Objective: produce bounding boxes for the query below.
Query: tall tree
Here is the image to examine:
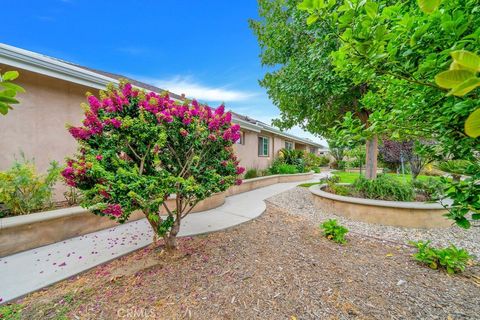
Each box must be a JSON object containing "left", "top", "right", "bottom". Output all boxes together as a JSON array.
[{"left": 249, "top": 0, "right": 379, "bottom": 178}]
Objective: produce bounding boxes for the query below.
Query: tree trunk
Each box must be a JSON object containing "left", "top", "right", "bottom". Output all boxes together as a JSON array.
[
  {"left": 365, "top": 136, "right": 378, "bottom": 179},
  {"left": 164, "top": 218, "right": 180, "bottom": 251},
  {"left": 164, "top": 234, "right": 177, "bottom": 251}
]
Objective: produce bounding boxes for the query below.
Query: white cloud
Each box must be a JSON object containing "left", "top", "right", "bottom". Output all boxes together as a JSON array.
[{"left": 145, "top": 76, "right": 256, "bottom": 103}]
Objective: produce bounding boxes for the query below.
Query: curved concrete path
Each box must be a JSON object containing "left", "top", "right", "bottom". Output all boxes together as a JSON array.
[{"left": 0, "top": 173, "right": 328, "bottom": 303}]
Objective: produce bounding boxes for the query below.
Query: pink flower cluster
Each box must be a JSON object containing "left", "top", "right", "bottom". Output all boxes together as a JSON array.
[
  {"left": 102, "top": 204, "right": 123, "bottom": 217},
  {"left": 61, "top": 158, "right": 89, "bottom": 187},
  {"left": 68, "top": 83, "right": 241, "bottom": 144}
]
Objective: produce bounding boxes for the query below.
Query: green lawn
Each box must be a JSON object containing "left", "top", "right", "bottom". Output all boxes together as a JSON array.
[
  {"left": 298, "top": 171, "right": 441, "bottom": 187},
  {"left": 332, "top": 171, "right": 441, "bottom": 183}
]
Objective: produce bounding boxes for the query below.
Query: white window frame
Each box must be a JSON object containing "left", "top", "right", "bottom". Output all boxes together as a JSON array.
[
  {"left": 258, "top": 136, "right": 269, "bottom": 157},
  {"left": 236, "top": 131, "right": 245, "bottom": 145}
]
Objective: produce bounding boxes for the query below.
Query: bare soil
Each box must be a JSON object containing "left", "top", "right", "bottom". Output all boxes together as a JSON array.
[{"left": 11, "top": 204, "right": 480, "bottom": 319}]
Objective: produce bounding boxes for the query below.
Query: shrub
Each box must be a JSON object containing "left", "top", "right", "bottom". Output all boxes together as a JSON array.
[
  {"left": 63, "top": 186, "right": 83, "bottom": 206},
  {"left": 411, "top": 178, "right": 444, "bottom": 201},
  {"left": 353, "top": 175, "right": 414, "bottom": 201},
  {"left": 421, "top": 163, "right": 444, "bottom": 177},
  {"left": 304, "top": 152, "right": 329, "bottom": 170},
  {"left": 437, "top": 160, "right": 472, "bottom": 180},
  {"left": 337, "top": 160, "right": 347, "bottom": 171},
  {"left": 279, "top": 148, "right": 305, "bottom": 172},
  {"left": 321, "top": 175, "right": 350, "bottom": 196},
  {"left": 410, "top": 241, "right": 473, "bottom": 274},
  {"left": 320, "top": 219, "right": 348, "bottom": 244},
  {"left": 0, "top": 157, "right": 60, "bottom": 215},
  {"left": 268, "top": 161, "right": 299, "bottom": 174},
  {"left": 244, "top": 168, "right": 259, "bottom": 179},
  {"left": 62, "top": 82, "right": 243, "bottom": 250}
]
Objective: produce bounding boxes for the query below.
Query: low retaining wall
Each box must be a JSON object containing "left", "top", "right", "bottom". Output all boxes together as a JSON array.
[
  {"left": 309, "top": 184, "right": 451, "bottom": 229},
  {"left": 0, "top": 171, "right": 313, "bottom": 256}
]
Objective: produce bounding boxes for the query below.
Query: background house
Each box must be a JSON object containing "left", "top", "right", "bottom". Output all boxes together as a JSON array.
[{"left": 0, "top": 43, "right": 326, "bottom": 198}]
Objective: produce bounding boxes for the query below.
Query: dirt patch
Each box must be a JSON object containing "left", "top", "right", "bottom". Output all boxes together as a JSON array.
[{"left": 11, "top": 204, "right": 480, "bottom": 319}]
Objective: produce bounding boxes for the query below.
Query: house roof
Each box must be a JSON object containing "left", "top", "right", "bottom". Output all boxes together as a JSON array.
[{"left": 0, "top": 43, "right": 326, "bottom": 149}]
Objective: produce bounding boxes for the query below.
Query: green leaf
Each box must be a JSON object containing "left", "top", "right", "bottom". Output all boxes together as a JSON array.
[
  {"left": 1, "top": 89, "right": 17, "bottom": 97},
  {"left": 2, "top": 71, "right": 19, "bottom": 81},
  {"left": 0, "top": 102, "right": 8, "bottom": 115},
  {"left": 472, "top": 213, "right": 480, "bottom": 220},
  {"left": 306, "top": 14, "right": 319, "bottom": 25},
  {"left": 455, "top": 217, "right": 471, "bottom": 229},
  {"left": 0, "top": 96, "right": 19, "bottom": 104},
  {"left": 465, "top": 108, "right": 480, "bottom": 138},
  {"left": 297, "top": 0, "right": 314, "bottom": 11},
  {"left": 451, "top": 50, "right": 480, "bottom": 72},
  {"left": 417, "top": 0, "right": 441, "bottom": 14},
  {"left": 448, "top": 77, "right": 480, "bottom": 96},
  {"left": 365, "top": 2, "right": 378, "bottom": 18},
  {"left": 434, "top": 70, "right": 475, "bottom": 89},
  {"left": 0, "top": 81, "right": 25, "bottom": 93}
]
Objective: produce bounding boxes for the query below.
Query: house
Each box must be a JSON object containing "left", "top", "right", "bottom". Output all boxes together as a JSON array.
[{"left": 0, "top": 43, "right": 326, "bottom": 186}]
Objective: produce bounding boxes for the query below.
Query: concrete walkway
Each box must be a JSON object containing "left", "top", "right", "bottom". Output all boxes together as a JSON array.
[{"left": 0, "top": 173, "right": 327, "bottom": 303}]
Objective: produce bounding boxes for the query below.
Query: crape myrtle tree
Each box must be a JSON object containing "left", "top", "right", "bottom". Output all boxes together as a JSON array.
[
  {"left": 62, "top": 82, "right": 244, "bottom": 250},
  {"left": 295, "top": 0, "right": 479, "bottom": 227}
]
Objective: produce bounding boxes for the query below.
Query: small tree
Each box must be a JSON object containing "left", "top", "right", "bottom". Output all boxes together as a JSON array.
[{"left": 62, "top": 82, "right": 244, "bottom": 250}]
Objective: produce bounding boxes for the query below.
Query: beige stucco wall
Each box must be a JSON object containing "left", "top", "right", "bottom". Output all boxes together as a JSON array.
[
  {"left": 233, "top": 130, "right": 294, "bottom": 170},
  {"left": 0, "top": 66, "right": 95, "bottom": 199}
]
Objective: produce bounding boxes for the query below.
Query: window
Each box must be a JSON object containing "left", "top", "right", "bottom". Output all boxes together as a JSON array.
[
  {"left": 235, "top": 131, "right": 245, "bottom": 145},
  {"left": 285, "top": 141, "right": 293, "bottom": 150},
  {"left": 258, "top": 136, "right": 269, "bottom": 156},
  {"left": 309, "top": 147, "right": 317, "bottom": 154}
]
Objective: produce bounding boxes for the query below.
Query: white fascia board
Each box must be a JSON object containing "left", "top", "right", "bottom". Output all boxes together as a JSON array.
[
  {"left": 258, "top": 125, "right": 324, "bottom": 148},
  {"left": 231, "top": 117, "right": 261, "bottom": 133},
  {"left": 0, "top": 43, "right": 118, "bottom": 90}
]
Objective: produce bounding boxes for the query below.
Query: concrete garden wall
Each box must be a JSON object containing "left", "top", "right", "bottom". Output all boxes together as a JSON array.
[
  {"left": 309, "top": 184, "right": 451, "bottom": 229},
  {"left": 0, "top": 171, "right": 313, "bottom": 257}
]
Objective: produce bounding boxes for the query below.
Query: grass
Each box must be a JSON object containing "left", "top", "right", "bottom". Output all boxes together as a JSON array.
[
  {"left": 298, "top": 171, "right": 442, "bottom": 187},
  {"left": 0, "top": 304, "right": 23, "bottom": 320},
  {"left": 332, "top": 171, "right": 442, "bottom": 184},
  {"left": 298, "top": 182, "right": 320, "bottom": 188}
]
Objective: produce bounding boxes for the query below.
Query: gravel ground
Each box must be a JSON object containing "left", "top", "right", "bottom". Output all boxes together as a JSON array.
[
  {"left": 267, "top": 187, "right": 480, "bottom": 259},
  {"left": 10, "top": 200, "right": 480, "bottom": 319}
]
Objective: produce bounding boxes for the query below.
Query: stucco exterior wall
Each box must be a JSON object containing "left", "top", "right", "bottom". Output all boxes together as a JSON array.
[
  {"left": 232, "top": 130, "right": 292, "bottom": 170},
  {"left": 0, "top": 66, "right": 95, "bottom": 199}
]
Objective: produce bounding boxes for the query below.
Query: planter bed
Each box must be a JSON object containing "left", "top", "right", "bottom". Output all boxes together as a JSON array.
[
  {"left": 309, "top": 184, "right": 451, "bottom": 229},
  {"left": 0, "top": 171, "right": 313, "bottom": 257}
]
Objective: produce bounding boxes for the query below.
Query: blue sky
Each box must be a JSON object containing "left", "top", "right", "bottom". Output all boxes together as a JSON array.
[{"left": 3, "top": 0, "right": 325, "bottom": 145}]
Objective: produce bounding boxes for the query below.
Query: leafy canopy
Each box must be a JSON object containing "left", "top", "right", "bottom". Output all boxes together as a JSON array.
[{"left": 63, "top": 82, "right": 244, "bottom": 248}]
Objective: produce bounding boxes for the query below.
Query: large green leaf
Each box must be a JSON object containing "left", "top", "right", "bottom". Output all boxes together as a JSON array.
[
  {"left": 417, "top": 0, "right": 441, "bottom": 14},
  {"left": 465, "top": 108, "right": 480, "bottom": 138},
  {"left": 0, "top": 102, "right": 8, "bottom": 115},
  {"left": 0, "top": 81, "right": 25, "bottom": 93},
  {"left": 297, "top": 0, "right": 314, "bottom": 10},
  {"left": 435, "top": 70, "right": 475, "bottom": 89},
  {"left": 448, "top": 77, "right": 480, "bottom": 96},
  {"left": 2, "top": 71, "right": 19, "bottom": 81},
  {"left": 365, "top": 2, "right": 378, "bottom": 18},
  {"left": 0, "top": 96, "right": 19, "bottom": 104},
  {"left": 451, "top": 50, "right": 480, "bottom": 72},
  {"left": 306, "top": 14, "right": 319, "bottom": 25}
]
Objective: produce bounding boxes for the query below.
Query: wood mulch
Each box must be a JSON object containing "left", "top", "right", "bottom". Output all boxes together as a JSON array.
[{"left": 13, "top": 204, "right": 480, "bottom": 319}]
